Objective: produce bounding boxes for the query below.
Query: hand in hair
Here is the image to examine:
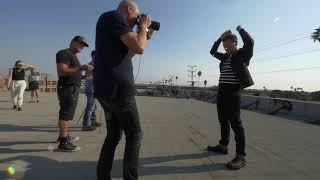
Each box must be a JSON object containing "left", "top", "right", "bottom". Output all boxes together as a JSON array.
[
  {"left": 236, "top": 25, "right": 243, "bottom": 32},
  {"left": 220, "top": 30, "right": 232, "bottom": 40}
]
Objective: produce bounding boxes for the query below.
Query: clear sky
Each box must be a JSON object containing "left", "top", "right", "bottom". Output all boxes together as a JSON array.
[{"left": 0, "top": 0, "right": 319, "bottom": 91}]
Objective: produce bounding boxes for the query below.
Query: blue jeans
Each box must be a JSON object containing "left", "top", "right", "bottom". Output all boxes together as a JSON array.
[{"left": 83, "top": 91, "right": 97, "bottom": 127}]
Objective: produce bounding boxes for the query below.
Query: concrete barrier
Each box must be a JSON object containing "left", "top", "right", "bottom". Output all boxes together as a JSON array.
[
  {"left": 242, "top": 95, "right": 320, "bottom": 123},
  {"left": 137, "top": 88, "right": 320, "bottom": 123}
]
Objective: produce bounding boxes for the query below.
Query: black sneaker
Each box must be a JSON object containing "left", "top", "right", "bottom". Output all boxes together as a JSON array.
[
  {"left": 226, "top": 156, "right": 246, "bottom": 170},
  {"left": 17, "top": 107, "right": 22, "bottom": 111},
  {"left": 13, "top": 105, "right": 17, "bottom": 109},
  {"left": 56, "top": 135, "right": 80, "bottom": 143},
  {"left": 207, "top": 144, "right": 228, "bottom": 154},
  {"left": 82, "top": 126, "right": 96, "bottom": 131},
  {"left": 93, "top": 122, "right": 103, "bottom": 127},
  {"left": 57, "top": 142, "right": 81, "bottom": 152}
]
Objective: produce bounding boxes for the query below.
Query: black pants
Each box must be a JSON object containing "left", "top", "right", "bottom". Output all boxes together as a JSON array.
[
  {"left": 97, "top": 96, "right": 142, "bottom": 180},
  {"left": 217, "top": 84, "right": 246, "bottom": 156}
]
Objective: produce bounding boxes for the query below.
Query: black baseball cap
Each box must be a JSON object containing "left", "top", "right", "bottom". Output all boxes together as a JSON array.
[{"left": 72, "top": 36, "right": 89, "bottom": 47}]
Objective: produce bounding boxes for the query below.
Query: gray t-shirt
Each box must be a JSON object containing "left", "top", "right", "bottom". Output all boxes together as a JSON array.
[{"left": 28, "top": 73, "right": 40, "bottom": 82}]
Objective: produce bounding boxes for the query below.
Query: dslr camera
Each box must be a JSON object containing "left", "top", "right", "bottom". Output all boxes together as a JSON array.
[{"left": 136, "top": 14, "right": 160, "bottom": 31}]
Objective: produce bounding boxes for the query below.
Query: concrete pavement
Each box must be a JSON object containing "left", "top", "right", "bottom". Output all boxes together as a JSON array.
[{"left": 0, "top": 92, "right": 319, "bottom": 180}]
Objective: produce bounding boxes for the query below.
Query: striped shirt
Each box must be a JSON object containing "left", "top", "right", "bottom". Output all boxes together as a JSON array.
[{"left": 219, "top": 56, "right": 239, "bottom": 85}]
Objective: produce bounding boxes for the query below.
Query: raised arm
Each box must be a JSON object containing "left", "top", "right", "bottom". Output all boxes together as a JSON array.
[
  {"left": 210, "top": 38, "right": 228, "bottom": 61},
  {"left": 120, "top": 15, "right": 151, "bottom": 55},
  {"left": 7, "top": 69, "right": 12, "bottom": 89},
  {"left": 210, "top": 31, "right": 231, "bottom": 61},
  {"left": 237, "top": 26, "right": 254, "bottom": 61},
  {"left": 21, "top": 63, "right": 35, "bottom": 71}
]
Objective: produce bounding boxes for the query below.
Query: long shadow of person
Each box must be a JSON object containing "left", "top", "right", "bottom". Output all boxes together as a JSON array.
[
  {"left": 0, "top": 153, "right": 227, "bottom": 179},
  {"left": 0, "top": 124, "right": 82, "bottom": 133},
  {"left": 0, "top": 141, "right": 57, "bottom": 154}
]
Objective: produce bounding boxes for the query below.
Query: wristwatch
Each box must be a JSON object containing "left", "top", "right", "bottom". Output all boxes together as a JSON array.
[{"left": 138, "top": 26, "right": 149, "bottom": 33}]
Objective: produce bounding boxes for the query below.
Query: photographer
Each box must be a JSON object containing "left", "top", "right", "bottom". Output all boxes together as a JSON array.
[
  {"left": 56, "top": 36, "right": 92, "bottom": 152},
  {"left": 207, "top": 26, "right": 254, "bottom": 170},
  {"left": 94, "top": 0, "right": 155, "bottom": 179}
]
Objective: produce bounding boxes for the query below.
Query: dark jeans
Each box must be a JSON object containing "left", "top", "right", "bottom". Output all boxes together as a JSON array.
[
  {"left": 217, "top": 84, "right": 246, "bottom": 156},
  {"left": 83, "top": 91, "right": 97, "bottom": 127},
  {"left": 97, "top": 96, "right": 142, "bottom": 180}
]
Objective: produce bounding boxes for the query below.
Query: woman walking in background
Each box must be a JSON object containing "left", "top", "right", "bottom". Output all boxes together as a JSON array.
[
  {"left": 28, "top": 69, "right": 40, "bottom": 103},
  {"left": 7, "top": 60, "right": 35, "bottom": 111}
]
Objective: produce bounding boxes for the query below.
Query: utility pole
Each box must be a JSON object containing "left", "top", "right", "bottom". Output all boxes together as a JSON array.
[{"left": 187, "top": 65, "right": 197, "bottom": 87}]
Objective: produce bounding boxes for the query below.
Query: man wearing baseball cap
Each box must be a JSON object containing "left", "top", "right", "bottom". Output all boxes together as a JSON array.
[{"left": 55, "top": 35, "right": 92, "bottom": 152}]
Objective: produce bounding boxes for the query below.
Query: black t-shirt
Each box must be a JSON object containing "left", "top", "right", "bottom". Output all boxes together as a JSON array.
[
  {"left": 12, "top": 68, "right": 25, "bottom": 80},
  {"left": 56, "top": 48, "right": 82, "bottom": 87},
  {"left": 94, "top": 10, "right": 134, "bottom": 98}
]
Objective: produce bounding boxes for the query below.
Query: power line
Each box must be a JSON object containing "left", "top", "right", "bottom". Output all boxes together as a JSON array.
[
  {"left": 197, "top": 47, "right": 320, "bottom": 76},
  {"left": 198, "top": 47, "right": 320, "bottom": 70},
  {"left": 196, "top": 33, "right": 312, "bottom": 68},
  {"left": 253, "top": 66, "right": 320, "bottom": 75},
  {"left": 202, "top": 66, "right": 320, "bottom": 78},
  {"left": 256, "top": 35, "right": 310, "bottom": 52},
  {"left": 252, "top": 48, "right": 320, "bottom": 64}
]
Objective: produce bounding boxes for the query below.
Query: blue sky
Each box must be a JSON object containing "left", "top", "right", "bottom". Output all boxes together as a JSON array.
[{"left": 0, "top": 0, "right": 319, "bottom": 91}]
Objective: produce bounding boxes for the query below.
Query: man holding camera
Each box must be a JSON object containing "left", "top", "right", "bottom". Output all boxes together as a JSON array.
[
  {"left": 207, "top": 26, "right": 254, "bottom": 170},
  {"left": 56, "top": 36, "right": 92, "bottom": 152},
  {"left": 94, "top": 1, "right": 154, "bottom": 179}
]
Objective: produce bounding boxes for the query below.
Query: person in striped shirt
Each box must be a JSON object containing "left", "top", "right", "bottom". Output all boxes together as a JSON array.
[{"left": 208, "top": 25, "right": 254, "bottom": 170}]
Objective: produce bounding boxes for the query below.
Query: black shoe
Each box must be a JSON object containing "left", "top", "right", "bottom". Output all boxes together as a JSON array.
[
  {"left": 207, "top": 144, "right": 228, "bottom": 154},
  {"left": 57, "top": 142, "right": 81, "bottom": 152},
  {"left": 17, "top": 107, "right": 22, "bottom": 111},
  {"left": 82, "top": 126, "right": 96, "bottom": 131},
  {"left": 226, "top": 156, "right": 246, "bottom": 170},
  {"left": 57, "top": 135, "right": 80, "bottom": 143},
  {"left": 13, "top": 105, "right": 17, "bottom": 109},
  {"left": 93, "top": 122, "right": 103, "bottom": 127}
]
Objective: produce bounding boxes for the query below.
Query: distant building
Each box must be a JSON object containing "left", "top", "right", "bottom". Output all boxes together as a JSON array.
[
  {"left": 0, "top": 73, "right": 59, "bottom": 93},
  {"left": 0, "top": 74, "right": 9, "bottom": 92},
  {"left": 37, "top": 74, "right": 58, "bottom": 92}
]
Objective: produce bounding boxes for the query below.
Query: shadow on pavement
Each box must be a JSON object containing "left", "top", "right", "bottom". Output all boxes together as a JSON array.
[
  {"left": 0, "top": 141, "right": 57, "bottom": 154},
  {"left": 0, "top": 153, "right": 227, "bottom": 179},
  {"left": 0, "top": 107, "right": 13, "bottom": 110},
  {"left": 0, "top": 124, "right": 82, "bottom": 133}
]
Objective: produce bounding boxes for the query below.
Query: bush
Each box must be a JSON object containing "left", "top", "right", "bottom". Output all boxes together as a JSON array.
[{"left": 311, "top": 91, "right": 320, "bottom": 101}]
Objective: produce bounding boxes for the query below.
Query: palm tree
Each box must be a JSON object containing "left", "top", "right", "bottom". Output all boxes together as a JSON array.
[
  {"left": 197, "top": 71, "right": 202, "bottom": 88},
  {"left": 168, "top": 78, "right": 173, "bottom": 86},
  {"left": 312, "top": 27, "right": 320, "bottom": 42},
  {"left": 175, "top": 76, "right": 178, "bottom": 86}
]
